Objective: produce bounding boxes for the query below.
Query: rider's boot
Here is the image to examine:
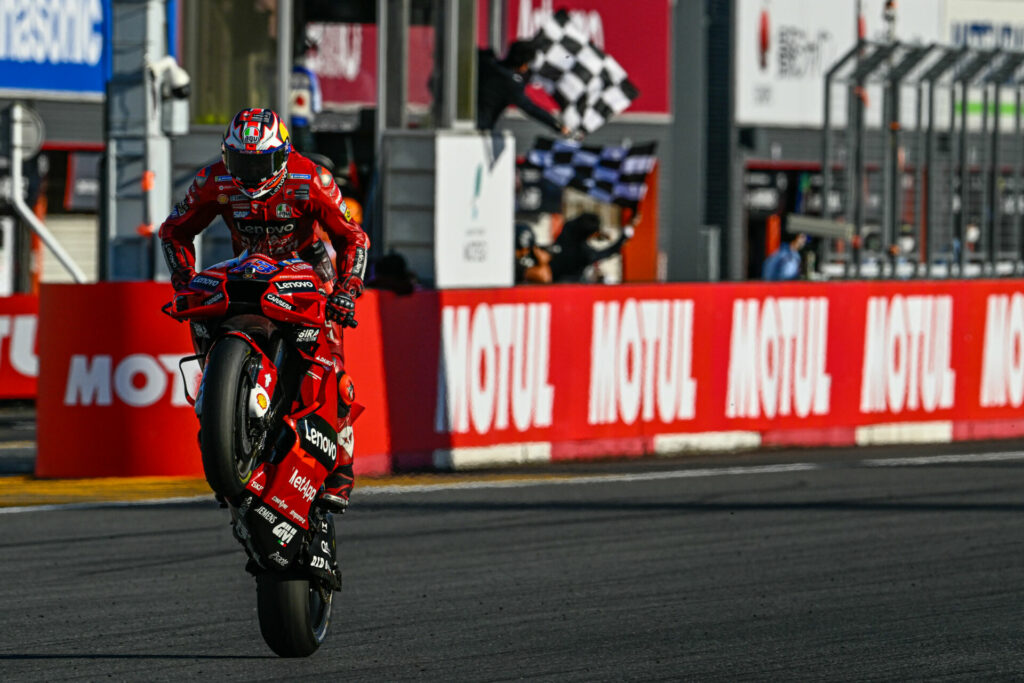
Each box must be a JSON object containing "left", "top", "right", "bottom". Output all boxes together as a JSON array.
[
  {"left": 317, "top": 369, "right": 356, "bottom": 514},
  {"left": 318, "top": 461, "right": 353, "bottom": 513}
]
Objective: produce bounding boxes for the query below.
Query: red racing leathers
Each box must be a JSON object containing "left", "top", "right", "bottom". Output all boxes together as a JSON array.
[{"left": 158, "top": 152, "right": 368, "bottom": 505}]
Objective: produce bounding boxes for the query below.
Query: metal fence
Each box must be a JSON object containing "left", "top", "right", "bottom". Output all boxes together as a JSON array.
[{"left": 821, "top": 40, "right": 1024, "bottom": 278}]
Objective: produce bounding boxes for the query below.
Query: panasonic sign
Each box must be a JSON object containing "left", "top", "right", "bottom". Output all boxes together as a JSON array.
[{"left": 0, "top": 0, "right": 113, "bottom": 98}]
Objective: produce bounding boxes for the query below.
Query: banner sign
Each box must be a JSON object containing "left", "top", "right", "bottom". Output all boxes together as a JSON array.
[
  {"left": 304, "top": 23, "right": 434, "bottom": 109},
  {"left": 375, "top": 279, "right": 1024, "bottom": 467},
  {"left": 306, "top": 0, "right": 671, "bottom": 115},
  {"left": 32, "top": 278, "right": 1024, "bottom": 477},
  {"left": 0, "top": 0, "right": 113, "bottom": 99},
  {"left": 0, "top": 295, "right": 37, "bottom": 399},
  {"left": 735, "top": 0, "right": 1024, "bottom": 129}
]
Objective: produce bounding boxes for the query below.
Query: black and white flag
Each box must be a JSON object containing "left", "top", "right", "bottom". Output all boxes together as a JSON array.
[
  {"left": 523, "top": 137, "right": 657, "bottom": 210},
  {"left": 530, "top": 9, "right": 640, "bottom": 134}
]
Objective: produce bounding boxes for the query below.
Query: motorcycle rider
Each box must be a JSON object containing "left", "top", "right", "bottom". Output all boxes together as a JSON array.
[{"left": 158, "top": 107, "right": 367, "bottom": 512}]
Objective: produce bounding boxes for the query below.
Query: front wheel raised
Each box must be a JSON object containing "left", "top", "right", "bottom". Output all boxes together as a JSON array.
[
  {"left": 256, "top": 573, "right": 332, "bottom": 657},
  {"left": 199, "top": 336, "right": 259, "bottom": 498}
]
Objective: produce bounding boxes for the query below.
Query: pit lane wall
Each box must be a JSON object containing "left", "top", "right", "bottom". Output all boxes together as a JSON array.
[{"left": 19, "top": 279, "right": 1024, "bottom": 477}]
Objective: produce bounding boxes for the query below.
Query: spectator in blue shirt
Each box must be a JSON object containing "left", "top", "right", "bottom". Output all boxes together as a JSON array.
[{"left": 763, "top": 232, "right": 807, "bottom": 281}]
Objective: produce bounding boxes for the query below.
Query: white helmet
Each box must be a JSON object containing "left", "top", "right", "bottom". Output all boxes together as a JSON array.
[{"left": 221, "top": 108, "right": 291, "bottom": 199}]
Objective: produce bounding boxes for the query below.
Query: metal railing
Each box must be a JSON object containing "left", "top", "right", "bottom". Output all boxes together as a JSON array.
[{"left": 821, "top": 40, "right": 1024, "bottom": 278}]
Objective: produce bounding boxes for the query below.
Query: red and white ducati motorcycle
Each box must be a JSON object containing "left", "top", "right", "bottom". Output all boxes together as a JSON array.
[{"left": 165, "top": 249, "right": 355, "bottom": 657}]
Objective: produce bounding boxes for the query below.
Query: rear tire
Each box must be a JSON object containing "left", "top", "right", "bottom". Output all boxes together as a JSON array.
[
  {"left": 256, "top": 573, "right": 332, "bottom": 657},
  {"left": 199, "top": 336, "right": 259, "bottom": 499}
]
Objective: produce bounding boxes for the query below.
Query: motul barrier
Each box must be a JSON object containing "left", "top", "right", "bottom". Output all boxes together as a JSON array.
[
  {"left": 35, "top": 283, "right": 391, "bottom": 478},
  {"left": 33, "top": 279, "right": 1024, "bottom": 477},
  {"left": 376, "top": 280, "right": 1024, "bottom": 469},
  {"left": 0, "top": 295, "right": 38, "bottom": 399}
]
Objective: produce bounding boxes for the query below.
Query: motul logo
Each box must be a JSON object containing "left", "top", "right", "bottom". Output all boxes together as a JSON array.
[
  {"left": 0, "top": 314, "right": 37, "bottom": 378},
  {"left": 860, "top": 295, "right": 955, "bottom": 414},
  {"left": 588, "top": 299, "right": 697, "bottom": 426},
  {"left": 435, "top": 303, "right": 554, "bottom": 434},
  {"left": 64, "top": 354, "right": 193, "bottom": 407},
  {"left": 980, "top": 293, "right": 1024, "bottom": 407},
  {"left": 726, "top": 297, "right": 831, "bottom": 419}
]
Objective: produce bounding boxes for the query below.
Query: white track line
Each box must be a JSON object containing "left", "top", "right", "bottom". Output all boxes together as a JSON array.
[
  {"left": 1, "top": 450, "right": 1023, "bottom": 514},
  {"left": 861, "top": 451, "right": 1024, "bottom": 467},
  {"left": 0, "top": 495, "right": 212, "bottom": 515},
  {"left": 360, "top": 463, "right": 820, "bottom": 495}
]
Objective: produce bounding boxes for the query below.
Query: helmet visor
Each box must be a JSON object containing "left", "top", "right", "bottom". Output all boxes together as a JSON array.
[{"left": 223, "top": 146, "right": 288, "bottom": 188}]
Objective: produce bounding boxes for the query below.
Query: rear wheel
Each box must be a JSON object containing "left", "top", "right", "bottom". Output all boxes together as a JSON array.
[
  {"left": 256, "top": 573, "right": 332, "bottom": 657},
  {"left": 199, "top": 336, "right": 260, "bottom": 498}
]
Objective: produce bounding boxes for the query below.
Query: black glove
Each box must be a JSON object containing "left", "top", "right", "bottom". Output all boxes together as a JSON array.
[
  {"left": 171, "top": 267, "right": 196, "bottom": 293},
  {"left": 327, "top": 291, "right": 357, "bottom": 328}
]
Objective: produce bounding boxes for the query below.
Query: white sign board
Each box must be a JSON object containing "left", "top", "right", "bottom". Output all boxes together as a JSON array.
[
  {"left": 733, "top": 0, "right": 962, "bottom": 127},
  {"left": 435, "top": 132, "right": 515, "bottom": 289}
]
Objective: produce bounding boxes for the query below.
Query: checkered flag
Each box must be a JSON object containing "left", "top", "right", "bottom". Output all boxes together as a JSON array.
[
  {"left": 524, "top": 137, "right": 657, "bottom": 210},
  {"left": 530, "top": 9, "right": 640, "bottom": 134}
]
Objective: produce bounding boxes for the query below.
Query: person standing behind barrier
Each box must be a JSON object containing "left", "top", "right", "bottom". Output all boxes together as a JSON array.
[
  {"left": 477, "top": 41, "right": 570, "bottom": 135},
  {"left": 515, "top": 223, "right": 553, "bottom": 284},
  {"left": 763, "top": 231, "right": 807, "bottom": 281},
  {"left": 549, "top": 212, "right": 635, "bottom": 283}
]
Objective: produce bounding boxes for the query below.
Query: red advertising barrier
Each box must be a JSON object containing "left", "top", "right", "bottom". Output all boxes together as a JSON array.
[
  {"left": 377, "top": 279, "right": 1024, "bottom": 469},
  {"left": 35, "top": 284, "right": 393, "bottom": 478},
  {"left": 32, "top": 278, "right": 1024, "bottom": 477},
  {"left": 36, "top": 284, "right": 199, "bottom": 477},
  {"left": 0, "top": 295, "right": 38, "bottom": 399}
]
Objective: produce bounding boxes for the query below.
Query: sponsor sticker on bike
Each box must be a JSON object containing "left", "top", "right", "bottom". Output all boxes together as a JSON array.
[
  {"left": 297, "top": 413, "right": 338, "bottom": 469},
  {"left": 295, "top": 327, "right": 319, "bottom": 343},
  {"left": 288, "top": 467, "right": 318, "bottom": 502},
  {"left": 253, "top": 504, "right": 277, "bottom": 524},
  {"left": 189, "top": 275, "right": 221, "bottom": 291},
  {"left": 265, "top": 293, "right": 295, "bottom": 311},
  {"left": 277, "top": 280, "right": 316, "bottom": 293},
  {"left": 272, "top": 521, "right": 297, "bottom": 546}
]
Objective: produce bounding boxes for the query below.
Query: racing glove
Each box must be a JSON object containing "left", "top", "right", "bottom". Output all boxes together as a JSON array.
[
  {"left": 171, "top": 267, "right": 197, "bottom": 292},
  {"left": 326, "top": 275, "right": 363, "bottom": 328}
]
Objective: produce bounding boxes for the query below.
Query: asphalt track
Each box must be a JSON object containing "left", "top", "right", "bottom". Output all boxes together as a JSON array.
[{"left": 1, "top": 441, "right": 1024, "bottom": 680}]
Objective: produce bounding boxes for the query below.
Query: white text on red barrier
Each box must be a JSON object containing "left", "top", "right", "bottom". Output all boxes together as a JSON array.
[
  {"left": 726, "top": 297, "right": 831, "bottom": 419},
  {"left": 0, "top": 314, "right": 37, "bottom": 378},
  {"left": 860, "top": 295, "right": 955, "bottom": 414},
  {"left": 435, "top": 303, "right": 555, "bottom": 435},
  {"left": 588, "top": 299, "right": 697, "bottom": 425},
  {"left": 980, "top": 293, "right": 1024, "bottom": 408},
  {"left": 64, "top": 354, "right": 199, "bottom": 408}
]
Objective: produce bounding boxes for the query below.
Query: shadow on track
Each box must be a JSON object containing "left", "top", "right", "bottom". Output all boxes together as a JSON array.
[
  {"left": 0, "top": 654, "right": 273, "bottom": 661},
  {"left": 0, "top": 522, "right": 222, "bottom": 550},
  {"left": 355, "top": 497, "right": 1024, "bottom": 515}
]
